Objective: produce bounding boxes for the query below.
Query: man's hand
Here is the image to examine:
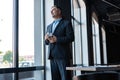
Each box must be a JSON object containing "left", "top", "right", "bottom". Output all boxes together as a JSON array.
[
  {"left": 45, "top": 34, "right": 49, "bottom": 40},
  {"left": 48, "top": 35, "right": 57, "bottom": 43}
]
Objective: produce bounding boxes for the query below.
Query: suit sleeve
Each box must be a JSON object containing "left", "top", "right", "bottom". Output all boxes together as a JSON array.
[
  {"left": 44, "top": 26, "right": 50, "bottom": 45},
  {"left": 56, "top": 21, "right": 74, "bottom": 44}
]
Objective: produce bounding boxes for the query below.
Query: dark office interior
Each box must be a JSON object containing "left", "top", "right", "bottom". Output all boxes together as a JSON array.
[{"left": 54, "top": 0, "right": 120, "bottom": 80}]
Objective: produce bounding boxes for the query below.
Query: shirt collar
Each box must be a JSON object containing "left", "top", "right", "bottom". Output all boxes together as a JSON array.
[{"left": 54, "top": 18, "right": 62, "bottom": 22}]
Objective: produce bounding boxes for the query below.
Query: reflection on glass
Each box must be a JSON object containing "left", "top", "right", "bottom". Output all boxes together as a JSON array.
[
  {"left": 19, "top": 71, "right": 44, "bottom": 80},
  {"left": 19, "top": 71, "right": 34, "bottom": 80},
  {"left": 0, "top": 0, "right": 13, "bottom": 68},
  {"left": 0, "top": 73, "right": 13, "bottom": 80},
  {"left": 19, "top": 0, "right": 34, "bottom": 67}
]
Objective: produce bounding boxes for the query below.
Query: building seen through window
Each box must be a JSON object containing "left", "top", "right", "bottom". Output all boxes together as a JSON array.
[{"left": 0, "top": 0, "right": 13, "bottom": 68}]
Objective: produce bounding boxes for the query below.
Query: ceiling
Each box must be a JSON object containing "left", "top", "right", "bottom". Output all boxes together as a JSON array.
[{"left": 88, "top": 0, "right": 120, "bottom": 26}]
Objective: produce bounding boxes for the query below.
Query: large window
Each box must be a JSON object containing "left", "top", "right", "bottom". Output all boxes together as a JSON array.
[
  {"left": 92, "top": 18, "right": 101, "bottom": 65},
  {"left": 0, "top": 0, "right": 13, "bottom": 68},
  {"left": 101, "top": 26, "right": 107, "bottom": 64},
  {"left": 71, "top": 0, "right": 88, "bottom": 75},
  {"left": 71, "top": 0, "right": 88, "bottom": 65},
  {"left": 19, "top": 0, "right": 34, "bottom": 67},
  {"left": 0, "top": 0, "right": 45, "bottom": 80}
]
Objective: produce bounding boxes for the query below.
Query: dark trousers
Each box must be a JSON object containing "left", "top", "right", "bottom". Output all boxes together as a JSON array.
[{"left": 50, "top": 59, "right": 67, "bottom": 80}]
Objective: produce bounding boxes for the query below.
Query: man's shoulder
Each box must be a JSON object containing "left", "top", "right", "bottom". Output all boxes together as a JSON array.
[
  {"left": 61, "top": 19, "right": 71, "bottom": 26},
  {"left": 47, "top": 23, "right": 53, "bottom": 27},
  {"left": 61, "top": 19, "right": 70, "bottom": 23}
]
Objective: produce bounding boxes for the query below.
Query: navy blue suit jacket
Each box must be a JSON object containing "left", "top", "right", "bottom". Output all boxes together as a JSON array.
[{"left": 45, "top": 19, "right": 74, "bottom": 60}]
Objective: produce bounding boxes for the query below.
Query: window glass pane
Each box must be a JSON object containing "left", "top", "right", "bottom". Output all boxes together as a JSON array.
[
  {"left": 92, "top": 18, "right": 101, "bottom": 64},
  {"left": 0, "top": 73, "right": 13, "bottom": 80},
  {"left": 19, "top": 71, "right": 44, "bottom": 80},
  {"left": 19, "top": 0, "right": 34, "bottom": 67},
  {"left": 71, "top": 0, "right": 88, "bottom": 66},
  {"left": 19, "top": 71, "right": 34, "bottom": 80},
  {"left": 0, "top": 0, "right": 13, "bottom": 68},
  {"left": 101, "top": 27, "right": 107, "bottom": 64}
]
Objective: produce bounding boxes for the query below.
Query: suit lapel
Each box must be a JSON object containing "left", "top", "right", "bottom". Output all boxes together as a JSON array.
[
  {"left": 53, "top": 19, "right": 63, "bottom": 34},
  {"left": 48, "top": 23, "right": 53, "bottom": 33}
]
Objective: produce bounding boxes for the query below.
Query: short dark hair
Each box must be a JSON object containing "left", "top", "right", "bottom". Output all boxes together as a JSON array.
[
  {"left": 52, "top": 5, "right": 62, "bottom": 11},
  {"left": 52, "top": 5, "right": 63, "bottom": 16}
]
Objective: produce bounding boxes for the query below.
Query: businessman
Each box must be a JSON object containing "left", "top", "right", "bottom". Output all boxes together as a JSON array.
[{"left": 45, "top": 5, "right": 74, "bottom": 80}]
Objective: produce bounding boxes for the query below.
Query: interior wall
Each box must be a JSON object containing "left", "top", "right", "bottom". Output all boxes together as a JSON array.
[
  {"left": 105, "top": 24, "right": 120, "bottom": 64},
  {"left": 84, "top": 0, "right": 94, "bottom": 65}
]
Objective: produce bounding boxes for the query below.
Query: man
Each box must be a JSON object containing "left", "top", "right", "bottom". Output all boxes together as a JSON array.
[{"left": 45, "top": 5, "right": 74, "bottom": 80}]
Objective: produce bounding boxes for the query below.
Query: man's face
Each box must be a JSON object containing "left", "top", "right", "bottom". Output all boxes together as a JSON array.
[{"left": 51, "top": 6, "right": 61, "bottom": 18}]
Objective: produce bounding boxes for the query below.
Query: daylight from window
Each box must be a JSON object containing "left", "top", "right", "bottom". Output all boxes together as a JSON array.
[
  {"left": 0, "top": 0, "right": 34, "bottom": 68},
  {"left": 0, "top": 0, "right": 13, "bottom": 68}
]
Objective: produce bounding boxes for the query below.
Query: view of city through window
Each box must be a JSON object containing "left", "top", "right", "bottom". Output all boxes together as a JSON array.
[
  {"left": 19, "top": 0, "right": 34, "bottom": 67},
  {"left": 0, "top": 0, "right": 13, "bottom": 68},
  {"left": 0, "top": 0, "right": 34, "bottom": 68}
]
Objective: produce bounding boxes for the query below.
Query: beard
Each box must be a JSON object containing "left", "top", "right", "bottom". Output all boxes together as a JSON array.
[{"left": 52, "top": 15, "right": 56, "bottom": 18}]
